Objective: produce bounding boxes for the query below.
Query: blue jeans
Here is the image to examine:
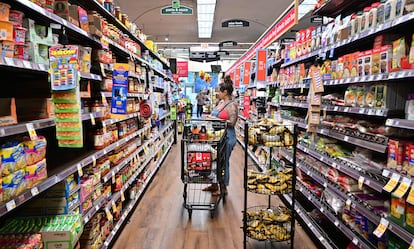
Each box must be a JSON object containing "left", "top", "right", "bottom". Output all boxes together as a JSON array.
[{"left": 224, "top": 128, "right": 236, "bottom": 186}]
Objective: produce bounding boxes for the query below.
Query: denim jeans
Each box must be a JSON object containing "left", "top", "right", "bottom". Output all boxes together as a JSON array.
[{"left": 224, "top": 128, "right": 236, "bottom": 186}]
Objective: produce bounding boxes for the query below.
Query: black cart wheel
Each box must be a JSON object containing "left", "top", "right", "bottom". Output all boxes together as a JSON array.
[
  {"left": 210, "top": 211, "right": 214, "bottom": 218},
  {"left": 188, "top": 210, "right": 192, "bottom": 219}
]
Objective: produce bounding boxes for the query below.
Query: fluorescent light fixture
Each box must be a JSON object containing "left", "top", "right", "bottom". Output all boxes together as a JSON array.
[
  {"left": 197, "top": 0, "right": 216, "bottom": 38},
  {"left": 298, "top": 0, "right": 317, "bottom": 19}
]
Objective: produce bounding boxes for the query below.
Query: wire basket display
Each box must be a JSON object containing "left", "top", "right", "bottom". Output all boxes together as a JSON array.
[
  {"left": 247, "top": 121, "right": 295, "bottom": 147},
  {"left": 246, "top": 168, "right": 293, "bottom": 195},
  {"left": 245, "top": 205, "right": 292, "bottom": 242}
]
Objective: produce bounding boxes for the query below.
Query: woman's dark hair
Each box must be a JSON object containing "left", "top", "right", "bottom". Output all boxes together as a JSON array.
[{"left": 219, "top": 81, "right": 233, "bottom": 96}]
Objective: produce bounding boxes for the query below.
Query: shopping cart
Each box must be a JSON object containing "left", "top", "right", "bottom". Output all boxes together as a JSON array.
[{"left": 181, "top": 118, "right": 227, "bottom": 218}]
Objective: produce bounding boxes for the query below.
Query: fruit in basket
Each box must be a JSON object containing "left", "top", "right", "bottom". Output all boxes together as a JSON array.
[
  {"left": 246, "top": 169, "right": 292, "bottom": 194},
  {"left": 245, "top": 207, "right": 291, "bottom": 241}
]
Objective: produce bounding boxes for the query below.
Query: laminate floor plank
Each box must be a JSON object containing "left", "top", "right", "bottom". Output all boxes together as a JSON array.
[{"left": 112, "top": 141, "right": 317, "bottom": 249}]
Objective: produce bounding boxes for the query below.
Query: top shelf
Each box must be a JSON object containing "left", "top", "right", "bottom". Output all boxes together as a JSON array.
[
  {"left": 313, "top": 0, "right": 377, "bottom": 17},
  {"left": 281, "top": 12, "right": 414, "bottom": 68}
]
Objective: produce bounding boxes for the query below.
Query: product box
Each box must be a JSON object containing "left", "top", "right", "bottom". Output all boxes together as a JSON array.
[
  {"left": 363, "top": 50, "right": 372, "bottom": 76},
  {"left": 45, "top": 174, "right": 79, "bottom": 198},
  {"left": 0, "top": 98, "right": 17, "bottom": 127},
  {"left": 53, "top": 0, "right": 77, "bottom": 25},
  {"left": 26, "top": 41, "right": 50, "bottom": 65},
  {"left": 77, "top": 6, "right": 89, "bottom": 32},
  {"left": 372, "top": 47, "right": 381, "bottom": 74},
  {"left": 392, "top": 37, "right": 406, "bottom": 71},
  {"left": 1, "top": 40, "right": 14, "bottom": 58},
  {"left": 350, "top": 52, "right": 359, "bottom": 77},
  {"left": 388, "top": 139, "right": 405, "bottom": 170},
  {"left": 25, "top": 159, "right": 47, "bottom": 188},
  {"left": 88, "top": 12, "right": 103, "bottom": 38},
  {"left": 343, "top": 53, "right": 352, "bottom": 78},
  {"left": 390, "top": 193, "right": 406, "bottom": 226},
  {"left": 16, "top": 98, "right": 54, "bottom": 121},
  {"left": 79, "top": 46, "right": 92, "bottom": 73},
  {"left": 380, "top": 45, "right": 392, "bottom": 73},
  {"left": 337, "top": 56, "right": 344, "bottom": 79},
  {"left": 68, "top": 5, "right": 80, "bottom": 27},
  {"left": 23, "top": 19, "right": 54, "bottom": 45},
  {"left": 358, "top": 52, "right": 365, "bottom": 76},
  {"left": 374, "top": 84, "right": 387, "bottom": 108},
  {"left": 42, "top": 227, "right": 83, "bottom": 249}
]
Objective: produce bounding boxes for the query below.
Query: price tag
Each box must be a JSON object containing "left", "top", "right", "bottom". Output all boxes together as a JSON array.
[
  {"left": 307, "top": 170, "right": 311, "bottom": 175},
  {"left": 373, "top": 218, "right": 389, "bottom": 238},
  {"left": 121, "top": 191, "right": 125, "bottom": 202},
  {"left": 323, "top": 109, "right": 327, "bottom": 119},
  {"left": 6, "top": 200, "right": 16, "bottom": 211},
  {"left": 334, "top": 219, "right": 340, "bottom": 227},
  {"left": 334, "top": 106, "right": 339, "bottom": 111},
  {"left": 112, "top": 171, "right": 116, "bottom": 184},
  {"left": 344, "top": 107, "right": 349, "bottom": 112},
  {"left": 406, "top": 183, "right": 414, "bottom": 205},
  {"left": 323, "top": 182, "right": 328, "bottom": 188},
  {"left": 359, "top": 108, "right": 365, "bottom": 114},
  {"left": 320, "top": 207, "right": 324, "bottom": 213},
  {"left": 77, "top": 164, "right": 83, "bottom": 177},
  {"left": 112, "top": 201, "right": 117, "bottom": 212},
  {"left": 376, "top": 109, "right": 383, "bottom": 116},
  {"left": 104, "top": 241, "right": 109, "bottom": 247},
  {"left": 332, "top": 162, "right": 337, "bottom": 169},
  {"left": 346, "top": 199, "right": 352, "bottom": 209},
  {"left": 22, "top": 60, "right": 32, "bottom": 69},
  {"left": 95, "top": 205, "right": 100, "bottom": 211},
  {"left": 31, "top": 187, "right": 39, "bottom": 197},
  {"left": 352, "top": 238, "right": 358, "bottom": 245},
  {"left": 26, "top": 123, "right": 38, "bottom": 140},
  {"left": 383, "top": 173, "right": 401, "bottom": 192},
  {"left": 105, "top": 208, "right": 113, "bottom": 221},
  {"left": 382, "top": 169, "right": 390, "bottom": 177},
  {"left": 308, "top": 195, "right": 312, "bottom": 201},
  {"left": 90, "top": 113, "right": 96, "bottom": 126},
  {"left": 344, "top": 136, "right": 350, "bottom": 142},
  {"left": 358, "top": 176, "right": 365, "bottom": 190},
  {"left": 92, "top": 156, "right": 96, "bottom": 167},
  {"left": 393, "top": 177, "right": 412, "bottom": 198},
  {"left": 4, "top": 57, "right": 15, "bottom": 66}
]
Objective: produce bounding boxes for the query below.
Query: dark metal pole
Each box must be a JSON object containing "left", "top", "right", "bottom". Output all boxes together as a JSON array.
[
  {"left": 243, "top": 122, "right": 248, "bottom": 249},
  {"left": 290, "top": 124, "right": 298, "bottom": 249}
]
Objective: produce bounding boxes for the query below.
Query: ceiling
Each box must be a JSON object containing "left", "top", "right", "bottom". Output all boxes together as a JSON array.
[{"left": 116, "top": 0, "right": 305, "bottom": 61}]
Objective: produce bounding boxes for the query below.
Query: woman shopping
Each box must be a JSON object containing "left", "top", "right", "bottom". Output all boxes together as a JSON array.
[{"left": 203, "top": 76, "right": 238, "bottom": 195}]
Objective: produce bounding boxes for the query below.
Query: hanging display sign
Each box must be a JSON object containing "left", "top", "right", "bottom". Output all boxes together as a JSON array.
[
  {"left": 230, "top": 72, "right": 235, "bottom": 82},
  {"left": 234, "top": 68, "right": 241, "bottom": 87},
  {"left": 243, "top": 61, "right": 252, "bottom": 85},
  {"left": 219, "top": 41, "right": 237, "bottom": 47},
  {"left": 170, "top": 106, "right": 177, "bottom": 120},
  {"left": 243, "top": 96, "right": 250, "bottom": 118},
  {"left": 161, "top": 5, "right": 193, "bottom": 15},
  {"left": 222, "top": 19, "right": 250, "bottom": 28},
  {"left": 226, "top": 2, "right": 298, "bottom": 74},
  {"left": 176, "top": 61, "right": 188, "bottom": 77},
  {"left": 49, "top": 45, "right": 83, "bottom": 148},
  {"left": 256, "top": 49, "right": 267, "bottom": 82},
  {"left": 111, "top": 63, "right": 129, "bottom": 117}
]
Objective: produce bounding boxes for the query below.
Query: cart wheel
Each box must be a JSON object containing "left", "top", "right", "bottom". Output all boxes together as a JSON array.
[
  {"left": 210, "top": 211, "right": 214, "bottom": 218},
  {"left": 188, "top": 210, "right": 192, "bottom": 219}
]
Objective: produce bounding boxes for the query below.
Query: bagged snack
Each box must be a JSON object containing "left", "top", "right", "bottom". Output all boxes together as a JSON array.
[
  {"left": 25, "top": 159, "right": 47, "bottom": 188},
  {"left": 2, "top": 169, "right": 26, "bottom": 202},
  {"left": 22, "top": 136, "right": 47, "bottom": 165},
  {"left": 1, "top": 141, "right": 26, "bottom": 176}
]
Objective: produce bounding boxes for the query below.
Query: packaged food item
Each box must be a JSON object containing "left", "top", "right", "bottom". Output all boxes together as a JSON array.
[
  {"left": 380, "top": 45, "right": 392, "bottom": 73},
  {"left": 358, "top": 52, "right": 365, "bottom": 76},
  {"left": 377, "top": 0, "right": 386, "bottom": 25},
  {"left": 0, "top": 3, "right": 10, "bottom": 22},
  {"left": 344, "top": 87, "right": 357, "bottom": 106},
  {"left": 384, "top": 0, "right": 397, "bottom": 23},
  {"left": 409, "top": 34, "right": 414, "bottom": 65},
  {"left": 2, "top": 169, "right": 26, "bottom": 202},
  {"left": 23, "top": 135, "right": 47, "bottom": 165},
  {"left": 375, "top": 84, "right": 387, "bottom": 108},
  {"left": 388, "top": 139, "right": 405, "bottom": 170},
  {"left": 25, "top": 158, "right": 47, "bottom": 188},
  {"left": 365, "top": 85, "right": 376, "bottom": 107},
  {"left": 369, "top": 3, "right": 379, "bottom": 30},
  {"left": 395, "top": 0, "right": 406, "bottom": 18},
  {"left": 372, "top": 47, "right": 381, "bottom": 74},
  {"left": 390, "top": 193, "right": 406, "bottom": 225},
  {"left": 356, "top": 86, "right": 366, "bottom": 107},
  {"left": 0, "top": 141, "right": 26, "bottom": 176},
  {"left": 364, "top": 50, "right": 373, "bottom": 75},
  {"left": 406, "top": 202, "right": 414, "bottom": 233},
  {"left": 9, "top": 10, "right": 24, "bottom": 27},
  {"left": 392, "top": 37, "right": 406, "bottom": 70}
]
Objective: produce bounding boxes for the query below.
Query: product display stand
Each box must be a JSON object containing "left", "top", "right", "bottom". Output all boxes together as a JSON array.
[{"left": 243, "top": 122, "right": 297, "bottom": 249}]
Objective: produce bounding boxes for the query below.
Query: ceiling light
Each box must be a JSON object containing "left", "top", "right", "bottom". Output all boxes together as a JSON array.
[
  {"left": 165, "top": 37, "right": 169, "bottom": 41},
  {"left": 197, "top": 0, "right": 216, "bottom": 38}
]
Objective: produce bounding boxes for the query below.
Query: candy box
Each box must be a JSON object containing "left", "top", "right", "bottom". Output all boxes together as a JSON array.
[
  {"left": 380, "top": 45, "right": 392, "bottom": 73},
  {"left": 25, "top": 158, "right": 47, "bottom": 188},
  {"left": 23, "top": 19, "right": 54, "bottom": 45},
  {"left": 390, "top": 192, "right": 406, "bottom": 226},
  {"left": 387, "top": 139, "right": 405, "bottom": 170},
  {"left": 80, "top": 177, "right": 93, "bottom": 202},
  {"left": 1, "top": 141, "right": 26, "bottom": 176},
  {"left": 2, "top": 169, "right": 26, "bottom": 202},
  {"left": 0, "top": 40, "right": 14, "bottom": 58},
  {"left": 0, "top": 20, "right": 13, "bottom": 41},
  {"left": 77, "top": 6, "right": 89, "bottom": 32},
  {"left": 0, "top": 3, "right": 10, "bottom": 22},
  {"left": 9, "top": 10, "right": 24, "bottom": 27}
]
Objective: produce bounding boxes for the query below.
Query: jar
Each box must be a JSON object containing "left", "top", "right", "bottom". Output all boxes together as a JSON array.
[
  {"left": 377, "top": 0, "right": 386, "bottom": 25},
  {"left": 92, "top": 129, "right": 105, "bottom": 150},
  {"left": 110, "top": 124, "right": 118, "bottom": 143},
  {"left": 384, "top": 0, "right": 397, "bottom": 23},
  {"left": 369, "top": 3, "right": 379, "bottom": 30},
  {"left": 118, "top": 122, "right": 126, "bottom": 138},
  {"left": 361, "top": 7, "right": 371, "bottom": 33}
]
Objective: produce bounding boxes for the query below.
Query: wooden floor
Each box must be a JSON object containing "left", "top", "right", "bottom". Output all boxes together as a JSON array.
[{"left": 112, "top": 141, "right": 317, "bottom": 249}]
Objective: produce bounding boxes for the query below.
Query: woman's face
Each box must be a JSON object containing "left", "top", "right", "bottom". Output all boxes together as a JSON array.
[{"left": 218, "top": 88, "right": 227, "bottom": 100}]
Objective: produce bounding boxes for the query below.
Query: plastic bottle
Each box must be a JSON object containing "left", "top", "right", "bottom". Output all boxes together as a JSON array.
[
  {"left": 376, "top": 0, "right": 386, "bottom": 25},
  {"left": 395, "top": 0, "right": 406, "bottom": 18},
  {"left": 361, "top": 7, "right": 372, "bottom": 33},
  {"left": 384, "top": 0, "right": 397, "bottom": 23},
  {"left": 369, "top": 3, "right": 380, "bottom": 30}
]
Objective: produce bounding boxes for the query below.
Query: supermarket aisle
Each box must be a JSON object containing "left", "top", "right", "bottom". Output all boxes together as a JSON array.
[{"left": 112, "top": 142, "right": 317, "bottom": 249}]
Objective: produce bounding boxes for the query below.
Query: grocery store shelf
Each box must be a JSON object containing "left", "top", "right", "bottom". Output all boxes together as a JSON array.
[
  {"left": 245, "top": 146, "right": 266, "bottom": 172},
  {"left": 280, "top": 83, "right": 309, "bottom": 90},
  {"left": 268, "top": 102, "right": 280, "bottom": 107},
  {"left": 321, "top": 105, "right": 388, "bottom": 117},
  {"left": 282, "top": 12, "right": 414, "bottom": 68},
  {"left": 159, "top": 112, "right": 170, "bottom": 121},
  {"left": 318, "top": 128, "right": 388, "bottom": 153},
  {"left": 386, "top": 118, "right": 414, "bottom": 130},
  {"left": 281, "top": 194, "right": 336, "bottom": 249},
  {"left": 279, "top": 102, "right": 309, "bottom": 109},
  {"left": 281, "top": 117, "right": 308, "bottom": 129},
  {"left": 101, "top": 140, "right": 173, "bottom": 249},
  {"left": 0, "top": 57, "right": 48, "bottom": 72},
  {"left": 14, "top": 0, "right": 101, "bottom": 46},
  {"left": 313, "top": 0, "right": 376, "bottom": 17},
  {"left": 388, "top": 69, "right": 414, "bottom": 80},
  {"left": 83, "top": 196, "right": 106, "bottom": 224},
  {"left": 296, "top": 144, "right": 384, "bottom": 192},
  {"left": 295, "top": 182, "right": 376, "bottom": 249},
  {"left": 323, "top": 73, "right": 389, "bottom": 86},
  {"left": 101, "top": 113, "right": 142, "bottom": 127},
  {"left": 0, "top": 112, "right": 104, "bottom": 138}
]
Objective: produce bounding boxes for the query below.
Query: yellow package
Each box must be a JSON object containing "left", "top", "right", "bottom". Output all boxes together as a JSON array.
[
  {"left": 25, "top": 159, "right": 47, "bottom": 189},
  {"left": 1, "top": 141, "right": 27, "bottom": 176},
  {"left": 2, "top": 169, "right": 26, "bottom": 202}
]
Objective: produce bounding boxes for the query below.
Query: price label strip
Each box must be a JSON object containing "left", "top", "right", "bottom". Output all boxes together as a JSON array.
[
  {"left": 383, "top": 173, "right": 401, "bottom": 192},
  {"left": 6, "top": 200, "right": 16, "bottom": 212},
  {"left": 393, "top": 177, "right": 412, "bottom": 198},
  {"left": 373, "top": 218, "right": 389, "bottom": 238},
  {"left": 358, "top": 176, "right": 365, "bottom": 190},
  {"left": 31, "top": 187, "right": 39, "bottom": 197}
]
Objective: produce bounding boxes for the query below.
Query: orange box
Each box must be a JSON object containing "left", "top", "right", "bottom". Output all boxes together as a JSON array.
[
  {"left": 0, "top": 2, "right": 10, "bottom": 22},
  {"left": 363, "top": 50, "right": 373, "bottom": 76},
  {"left": 0, "top": 20, "right": 13, "bottom": 41},
  {"left": 350, "top": 52, "right": 359, "bottom": 77},
  {"left": 343, "top": 53, "right": 352, "bottom": 78},
  {"left": 1, "top": 40, "right": 14, "bottom": 58},
  {"left": 0, "top": 98, "right": 17, "bottom": 127},
  {"left": 358, "top": 52, "right": 365, "bottom": 76},
  {"left": 372, "top": 47, "right": 381, "bottom": 75}
]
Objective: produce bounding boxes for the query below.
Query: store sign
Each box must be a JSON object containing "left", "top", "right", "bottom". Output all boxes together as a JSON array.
[
  {"left": 219, "top": 41, "right": 238, "bottom": 47},
  {"left": 311, "top": 16, "right": 323, "bottom": 23},
  {"left": 243, "top": 61, "right": 252, "bottom": 85},
  {"left": 215, "top": 50, "right": 229, "bottom": 56},
  {"left": 161, "top": 5, "right": 193, "bottom": 15},
  {"left": 111, "top": 63, "right": 129, "bottom": 116},
  {"left": 281, "top": 38, "right": 295, "bottom": 44},
  {"left": 244, "top": 96, "right": 250, "bottom": 118},
  {"left": 234, "top": 68, "right": 241, "bottom": 87},
  {"left": 256, "top": 49, "right": 267, "bottom": 82},
  {"left": 176, "top": 61, "right": 188, "bottom": 77},
  {"left": 222, "top": 19, "right": 249, "bottom": 28},
  {"left": 189, "top": 52, "right": 220, "bottom": 62},
  {"left": 226, "top": 3, "right": 297, "bottom": 74}
]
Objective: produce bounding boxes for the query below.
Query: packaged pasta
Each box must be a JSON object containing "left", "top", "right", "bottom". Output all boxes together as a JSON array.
[
  {"left": 2, "top": 169, "right": 26, "bottom": 202},
  {"left": 1, "top": 141, "right": 26, "bottom": 176},
  {"left": 25, "top": 159, "right": 47, "bottom": 188},
  {"left": 22, "top": 136, "right": 47, "bottom": 165}
]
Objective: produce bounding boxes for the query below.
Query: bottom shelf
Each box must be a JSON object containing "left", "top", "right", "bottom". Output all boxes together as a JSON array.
[{"left": 101, "top": 139, "right": 174, "bottom": 249}]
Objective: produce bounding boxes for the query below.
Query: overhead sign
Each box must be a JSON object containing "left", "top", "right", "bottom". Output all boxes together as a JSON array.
[
  {"left": 176, "top": 61, "right": 188, "bottom": 77},
  {"left": 189, "top": 52, "right": 220, "bottom": 62},
  {"left": 256, "top": 49, "right": 267, "bottom": 82},
  {"left": 222, "top": 19, "right": 249, "bottom": 28},
  {"left": 161, "top": 5, "right": 193, "bottom": 15},
  {"left": 243, "top": 61, "right": 252, "bottom": 85},
  {"left": 235, "top": 68, "right": 241, "bottom": 87},
  {"left": 281, "top": 38, "right": 295, "bottom": 44},
  {"left": 226, "top": 2, "right": 298, "bottom": 74},
  {"left": 311, "top": 16, "right": 323, "bottom": 23},
  {"left": 219, "top": 41, "right": 237, "bottom": 47},
  {"left": 215, "top": 50, "right": 229, "bottom": 56}
]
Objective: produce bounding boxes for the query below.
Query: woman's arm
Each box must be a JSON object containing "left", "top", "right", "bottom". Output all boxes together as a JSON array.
[{"left": 226, "top": 101, "right": 239, "bottom": 127}]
